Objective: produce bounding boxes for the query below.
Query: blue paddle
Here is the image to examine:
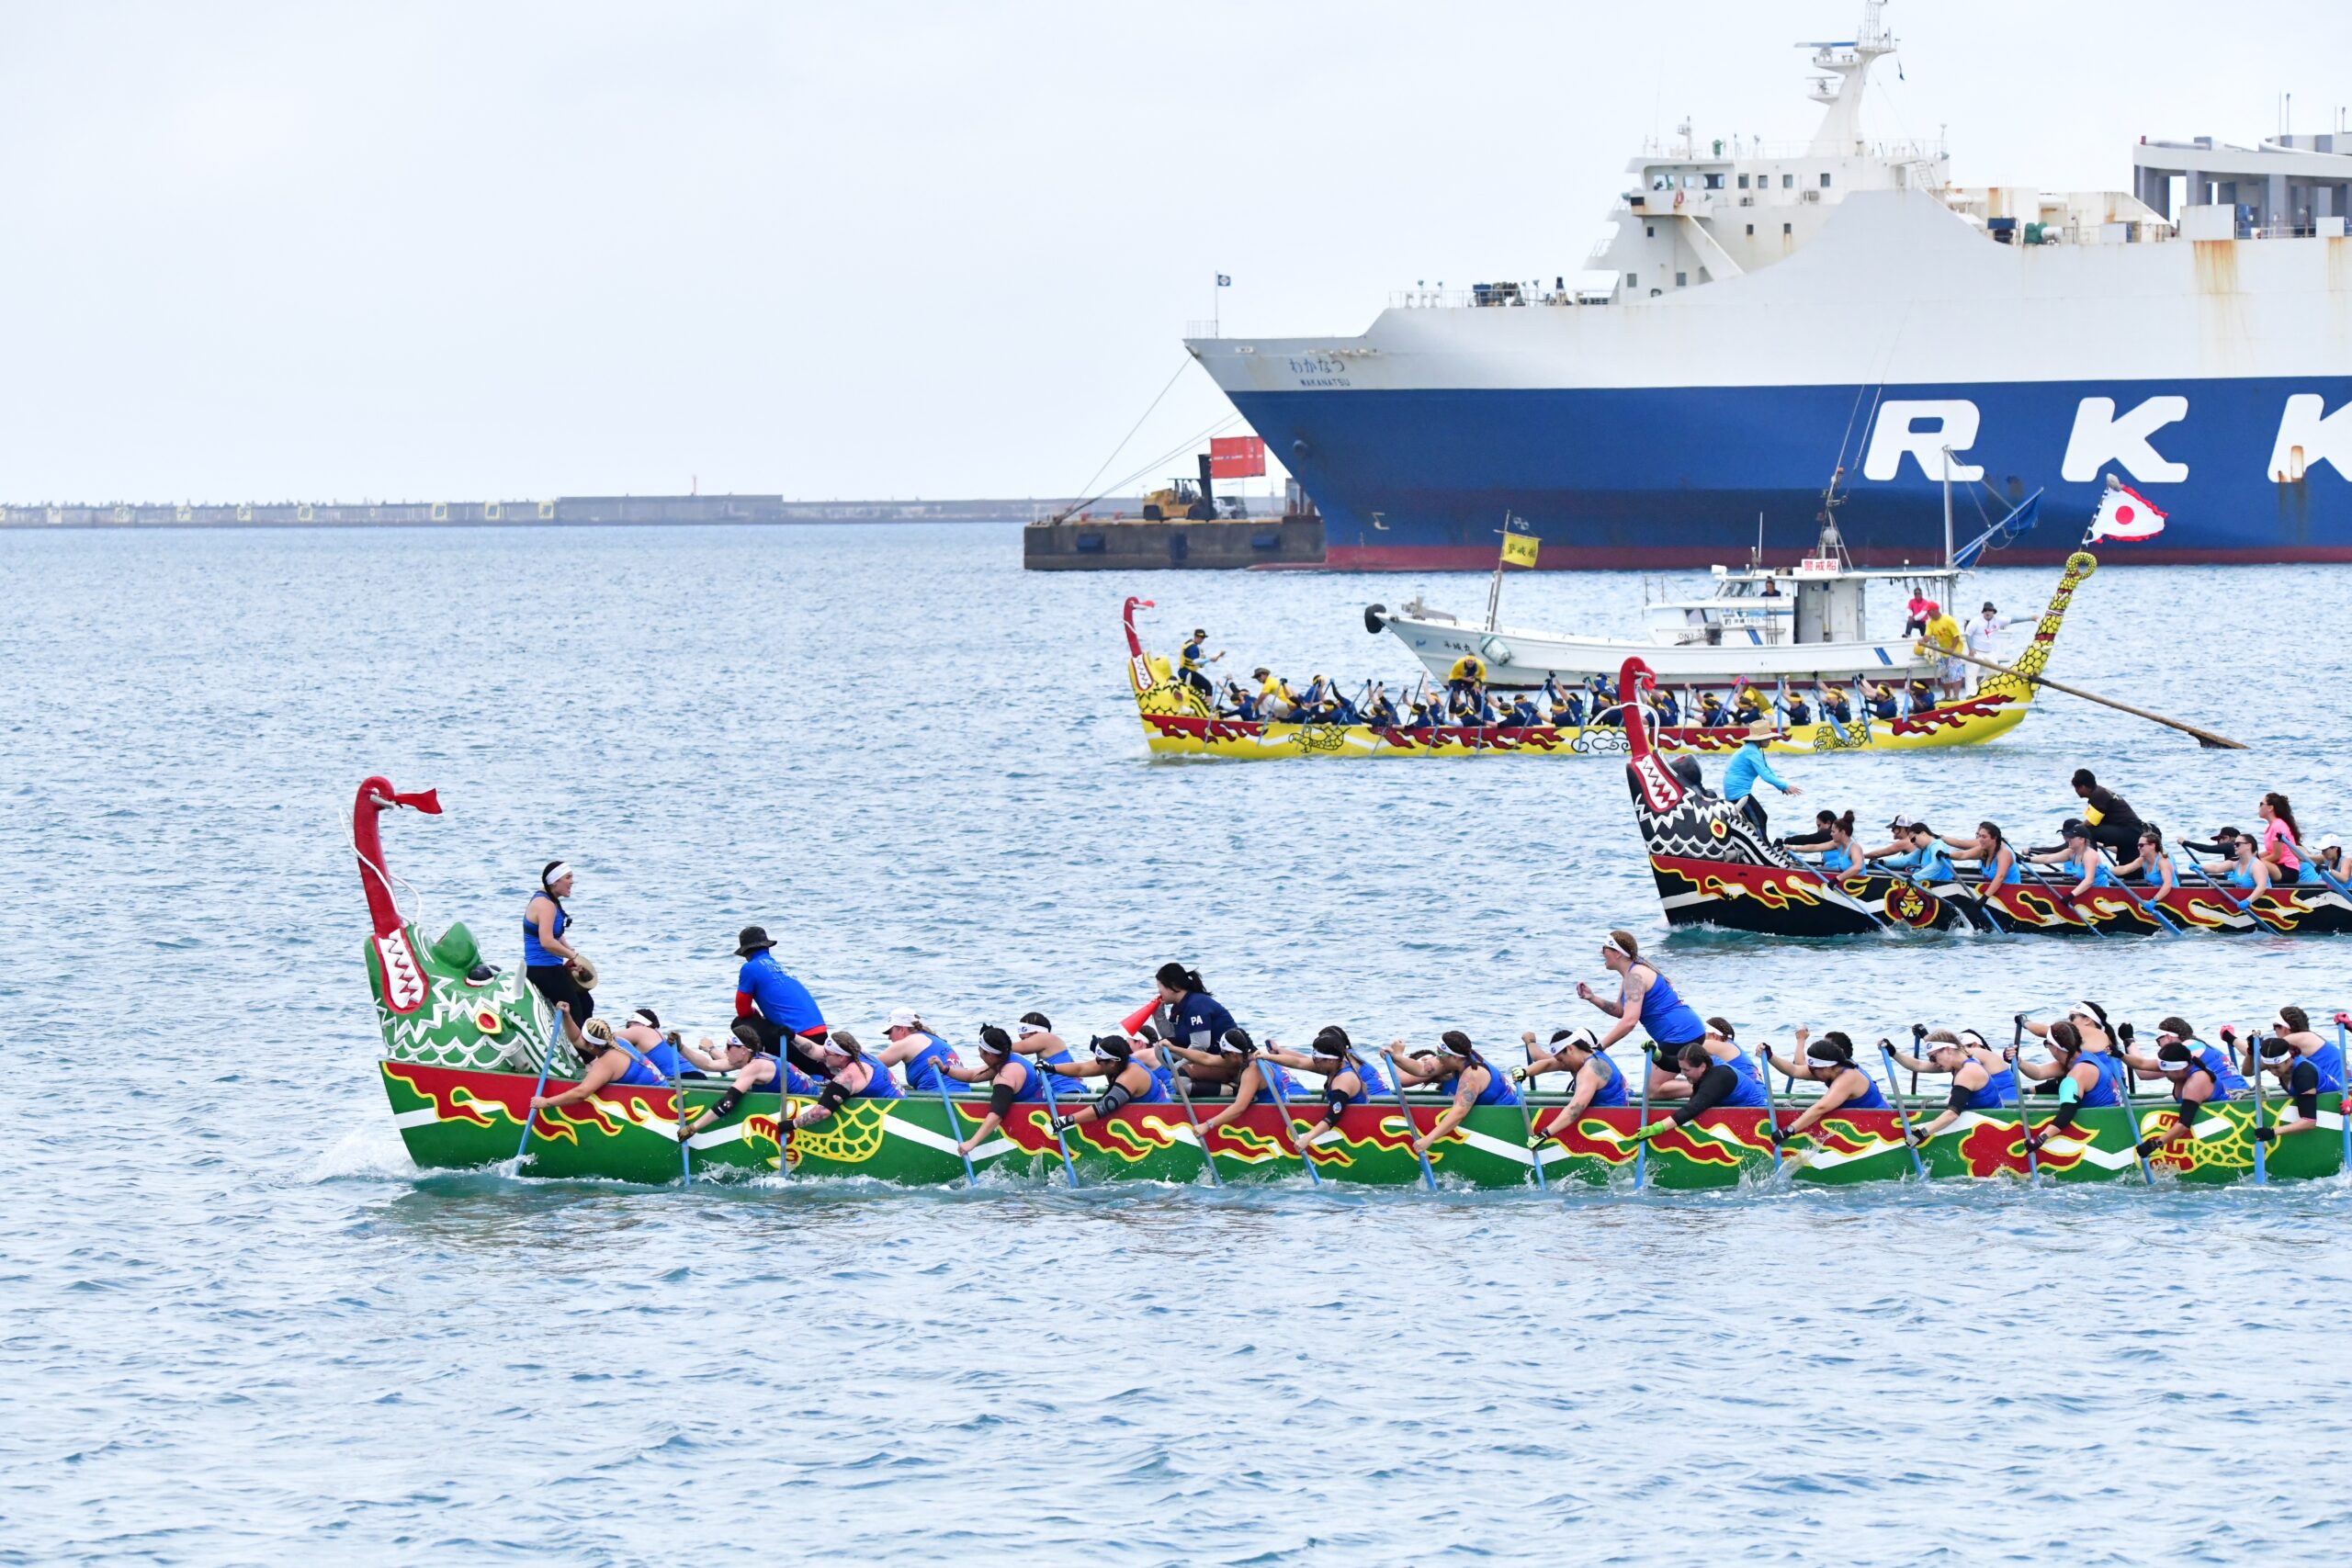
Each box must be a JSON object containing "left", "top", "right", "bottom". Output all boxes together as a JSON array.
[
  {"left": 1254, "top": 1055, "right": 1322, "bottom": 1188},
  {"left": 1876, "top": 1039, "right": 1929, "bottom": 1179},
  {"left": 930, "top": 1067, "right": 978, "bottom": 1187},
  {"left": 1632, "top": 1045, "right": 1654, "bottom": 1192},
  {"left": 512, "top": 1008, "right": 566, "bottom": 1170},
  {"left": 1032, "top": 1062, "right": 1082, "bottom": 1188},
  {"left": 1381, "top": 1050, "right": 1439, "bottom": 1191}
]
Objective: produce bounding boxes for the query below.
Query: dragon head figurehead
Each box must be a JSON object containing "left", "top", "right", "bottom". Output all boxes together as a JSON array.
[{"left": 354, "top": 776, "right": 550, "bottom": 1073}]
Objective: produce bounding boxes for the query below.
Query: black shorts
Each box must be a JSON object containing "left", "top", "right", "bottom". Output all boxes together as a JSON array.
[{"left": 526, "top": 963, "right": 594, "bottom": 1022}]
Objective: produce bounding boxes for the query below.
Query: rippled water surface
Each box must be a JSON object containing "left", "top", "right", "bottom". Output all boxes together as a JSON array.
[{"left": 5, "top": 524, "right": 2349, "bottom": 1565}]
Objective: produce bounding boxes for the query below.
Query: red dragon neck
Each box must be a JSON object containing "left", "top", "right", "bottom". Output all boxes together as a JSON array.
[{"left": 352, "top": 775, "right": 442, "bottom": 940}]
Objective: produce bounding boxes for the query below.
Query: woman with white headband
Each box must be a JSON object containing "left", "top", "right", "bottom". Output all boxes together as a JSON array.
[
  {"left": 1883, "top": 1025, "right": 2016, "bottom": 1145},
  {"left": 1575, "top": 929, "right": 1709, "bottom": 1099},
  {"left": 2246, "top": 1007, "right": 2346, "bottom": 1146},
  {"left": 523, "top": 860, "right": 594, "bottom": 1023},
  {"left": 1519, "top": 1025, "right": 1629, "bottom": 1147}
]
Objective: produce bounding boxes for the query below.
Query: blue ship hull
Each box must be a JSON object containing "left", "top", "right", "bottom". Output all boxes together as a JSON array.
[{"left": 1229, "top": 375, "right": 2352, "bottom": 569}]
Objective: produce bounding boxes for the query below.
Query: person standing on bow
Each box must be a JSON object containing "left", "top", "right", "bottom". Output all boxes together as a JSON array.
[
  {"left": 732, "top": 925, "right": 829, "bottom": 1077},
  {"left": 523, "top": 861, "right": 594, "bottom": 1022},
  {"left": 1177, "top": 627, "right": 1219, "bottom": 700},
  {"left": 1965, "top": 601, "right": 2021, "bottom": 690},
  {"left": 1577, "top": 931, "right": 1708, "bottom": 1100},
  {"left": 1723, "top": 724, "right": 1800, "bottom": 837}
]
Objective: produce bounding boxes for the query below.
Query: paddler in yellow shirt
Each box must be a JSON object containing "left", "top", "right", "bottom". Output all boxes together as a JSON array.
[
  {"left": 1252, "top": 667, "right": 1297, "bottom": 721},
  {"left": 1918, "top": 603, "right": 1964, "bottom": 703}
]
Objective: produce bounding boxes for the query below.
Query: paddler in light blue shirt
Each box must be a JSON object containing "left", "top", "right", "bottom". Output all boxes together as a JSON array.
[{"left": 1723, "top": 720, "right": 1801, "bottom": 837}]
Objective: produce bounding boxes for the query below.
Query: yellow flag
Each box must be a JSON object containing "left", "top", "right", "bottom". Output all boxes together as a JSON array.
[{"left": 1500, "top": 531, "right": 1540, "bottom": 568}]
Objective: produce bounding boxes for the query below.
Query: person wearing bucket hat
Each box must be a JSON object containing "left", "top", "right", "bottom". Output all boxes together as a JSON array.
[
  {"left": 522, "top": 860, "right": 595, "bottom": 1023},
  {"left": 1721, "top": 722, "right": 1800, "bottom": 838},
  {"left": 731, "top": 925, "right": 830, "bottom": 1077}
]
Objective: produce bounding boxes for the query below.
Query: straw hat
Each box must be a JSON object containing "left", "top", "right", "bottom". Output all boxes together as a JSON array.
[{"left": 567, "top": 953, "right": 599, "bottom": 989}]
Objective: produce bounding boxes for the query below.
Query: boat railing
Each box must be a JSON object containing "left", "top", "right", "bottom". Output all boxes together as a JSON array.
[{"left": 1388, "top": 285, "right": 1599, "bottom": 310}]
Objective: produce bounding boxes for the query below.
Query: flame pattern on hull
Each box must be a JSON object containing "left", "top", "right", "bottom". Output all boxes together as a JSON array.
[{"left": 382, "top": 1064, "right": 2346, "bottom": 1190}]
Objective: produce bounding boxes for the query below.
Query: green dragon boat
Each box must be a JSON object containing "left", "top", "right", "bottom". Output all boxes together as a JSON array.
[{"left": 356, "top": 776, "right": 2350, "bottom": 1191}]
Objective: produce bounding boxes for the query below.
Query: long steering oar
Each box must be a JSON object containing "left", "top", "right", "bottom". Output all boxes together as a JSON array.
[
  {"left": 930, "top": 1069, "right": 978, "bottom": 1188},
  {"left": 1876, "top": 1038, "right": 1929, "bottom": 1180},
  {"left": 1254, "top": 1059, "right": 1322, "bottom": 1189},
  {"left": 1381, "top": 1050, "right": 1439, "bottom": 1191},
  {"left": 1162, "top": 1052, "right": 1223, "bottom": 1188},
  {"left": 513, "top": 1009, "right": 565, "bottom": 1171},
  {"left": 1031, "top": 1063, "right": 1083, "bottom": 1189},
  {"left": 1940, "top": 644, "right": 2245, "bottom": 749}
]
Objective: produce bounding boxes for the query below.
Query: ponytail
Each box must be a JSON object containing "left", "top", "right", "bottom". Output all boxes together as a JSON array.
[
  {"left": 2267, "top": 792, "right": 2301, "bottom": 844},
  {"left": 1833, "top": 810, "right": 1856, "bottom": 837},
  {"left": 1155, "top": 961, "right": 1207, "bottom": 996}
]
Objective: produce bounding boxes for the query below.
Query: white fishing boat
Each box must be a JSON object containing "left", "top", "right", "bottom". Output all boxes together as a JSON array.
[{"left": 1366, "top": 515, "right": 1992, "bottom": 692}]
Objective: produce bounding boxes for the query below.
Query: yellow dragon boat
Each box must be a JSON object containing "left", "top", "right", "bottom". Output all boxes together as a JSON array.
[{"left": 1125, "top": 551, "right": 2094, "bottom": 760}]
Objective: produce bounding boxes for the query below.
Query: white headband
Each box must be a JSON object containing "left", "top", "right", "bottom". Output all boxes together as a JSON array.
[
  {"left": 544, "top": 861, "right": 572, "bottom": 889},
  {"left": 2272, "top": 1015, "right": 2293, "bottom": 1035},
  {"left": 1015, "top": 1021, "right": 1046, "bottom": 1039},
  {"left": 1603, "top": 933, "right": 1636, "bottom": 959}
]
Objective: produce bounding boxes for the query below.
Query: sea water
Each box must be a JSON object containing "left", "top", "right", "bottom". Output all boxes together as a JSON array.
[{"left": 3, "top": 523, "right": 2348, "bottom": 1565}]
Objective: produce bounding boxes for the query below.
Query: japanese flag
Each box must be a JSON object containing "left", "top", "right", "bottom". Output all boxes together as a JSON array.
[{"left": 2087, "top": 482, "right": 2166, "bottom": 542}]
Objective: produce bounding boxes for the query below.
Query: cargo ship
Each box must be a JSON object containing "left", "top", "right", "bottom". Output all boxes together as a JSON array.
[{"left": 1185, "top": 2, "right": 2352, "bottom": 569}]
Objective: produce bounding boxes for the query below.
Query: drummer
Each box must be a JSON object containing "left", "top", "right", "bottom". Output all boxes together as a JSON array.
[
  {"left": 523, "top": 861, "right": 594, "bottom": 1022},
  {"left": 1577, "top": 931, "right": 1708, "bottom": 1099}
]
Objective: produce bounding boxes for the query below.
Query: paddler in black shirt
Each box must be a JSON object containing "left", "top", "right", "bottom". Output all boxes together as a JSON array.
[{"left": 2071, "top": 768, "right": 2144, "bottom": 858}]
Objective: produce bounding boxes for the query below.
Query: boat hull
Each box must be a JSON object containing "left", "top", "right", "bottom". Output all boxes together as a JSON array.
[
  {"left": 1137, "top": 701, "right": 2026, "bottom": 759},
  {"left": 383, "top": 1063, "right": 2345, "bottom": 1189}
]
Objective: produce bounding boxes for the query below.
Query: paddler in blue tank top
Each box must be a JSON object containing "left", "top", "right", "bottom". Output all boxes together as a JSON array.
[
  {"left": 1259, "top": 1025, "right": 1390, "bottom": 1149},
  {"left": 1520, "top": 1025, "right": 1629, "bottom": 1148},
  {"left": 1387, "top": 1031, "right": 1519, "bottom": 1159},
  {"left": 1886, "top": 1026, "right": 2017, "bottom": 1146},
  {"left": 876, "top": 1007, "right": 962, "bottom": 1094},
  {"left": 949, "top": 1025, "right": 1048, "bottom": 1157},
  {"left": 676, "top": 1017, "right": 825, "bottom": 1144},
  {"left": 732, "top": 924, "right": 829, "bottom": 1074},
  {"left": 1039, "top": 1032, "right": 1165, "bottom": 1134},
  {"left": 522, "top": 860, "right": 595, "bottom": 1022},
  {"left": 1762, "top": 1029, "right": 1890, "bottom": 1147},
  {"left": 1010, "top": 1013, "right": 1088, "bottom": 1081},
  {"left": 531, "top": 1004, "right": 683, "bottom": 1120},
  {"left": 789, "top": 1032, "right": 900, "bottom": 1132},
  {"left": 2014, "top": 1011, "right": 2128, "bottom": 1154},
  {"left": 1174, "top": 1028, "right": 1306, "bottom": 1140},
  {"left": 2250, "top": 1009, "right": 2343, "bottom": 1147},
  {"left": 1578, "top": 929, "right": 1709, "bottom": 1100},
  {"left": 2117, "top": 1016, "right": 2242, "bottom": 1159}
]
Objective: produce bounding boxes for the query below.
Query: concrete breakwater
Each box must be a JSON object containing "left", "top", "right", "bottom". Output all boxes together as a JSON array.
[{"left": 0, "top": 495, "right": 1153, "bottom": 528}]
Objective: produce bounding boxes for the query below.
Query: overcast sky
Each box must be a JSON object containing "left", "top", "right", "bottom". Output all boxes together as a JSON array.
[{"left": 4, "top": 0, "right": 2346, "bottom": 503}]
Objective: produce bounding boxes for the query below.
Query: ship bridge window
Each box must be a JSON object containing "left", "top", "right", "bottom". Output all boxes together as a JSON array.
[
  {"left": 1783, "top": 222, "right": 1792, "bottom": 235},
  {"left": 1627, "top": 272, "right": 1638, "bottom": 288},
  {"left": 1675, "top": 271, "right": 1688, "bottom": 288},
  {"left": 1781, "top": 173, "right": 1794, "bottom": 189},
  {"left": 1645, "top": 224, "right": 1655, "bottom": 238},
  {"left": 1820, "top": 172, "right": 1833, "bottom": 188},
  {"left": 1746, "top": 223, "right": 1755, "bottom": 236},
  {"left": 1652, "top": 174, "right": 1671, "bottom": 190},
  {"left": 1737, "top": 174, "right": 1750, "bottom": 190},
  {"left": 1704, "top": 174, "right": 1724, "bottom": 190}
]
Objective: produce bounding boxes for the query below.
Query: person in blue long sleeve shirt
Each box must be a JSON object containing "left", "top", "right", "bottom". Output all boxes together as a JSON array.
[{"left": 1722, "top": 723, "right": 1802, "bottom": 836}]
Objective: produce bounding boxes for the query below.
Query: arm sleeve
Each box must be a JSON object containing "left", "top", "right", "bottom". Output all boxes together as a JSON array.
[
  {"left": 735, "top": 989, "right": 755, "bottom": 1019},
  {"left": 1671, "top": 1064, "right": 1740, "bottom": 1125}
]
